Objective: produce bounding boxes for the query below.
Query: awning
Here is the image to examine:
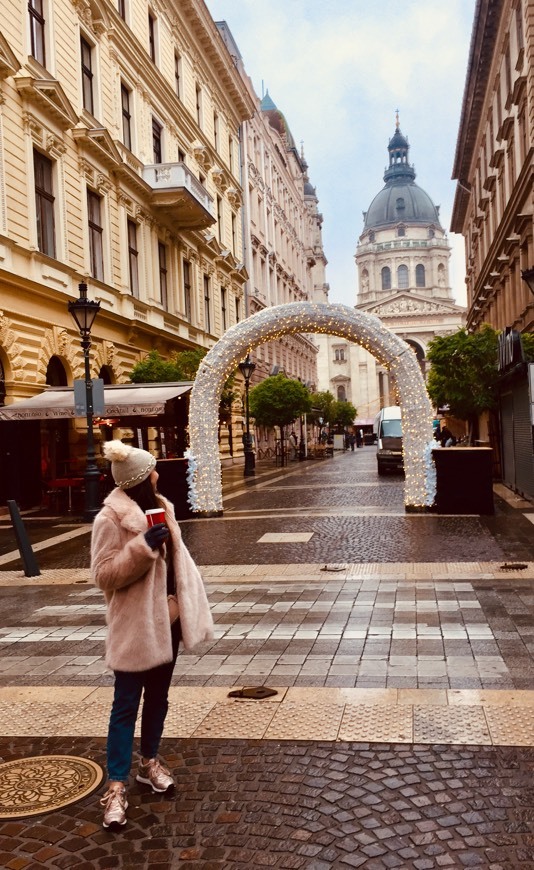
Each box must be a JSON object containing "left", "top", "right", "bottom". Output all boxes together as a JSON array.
[
  {"left": 353, "top": 418, "right": 375, "bottom": 426},
  {"left": 0, "top": 382, "right": 193, "bottom": 421}
]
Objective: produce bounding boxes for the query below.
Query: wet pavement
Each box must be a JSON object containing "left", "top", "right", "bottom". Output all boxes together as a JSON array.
[{"left": 0, "top": 448, "right": 533, "bottom": 867}]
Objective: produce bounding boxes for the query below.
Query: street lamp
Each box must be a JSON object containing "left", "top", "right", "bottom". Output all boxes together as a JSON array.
[
  {"left": 521, "top": 268, "right": 534, "bottom": 295},
  {"left": 68, "top": 282, "right": 101, "bottom": 521},
  {"left": 238, "top": 353, "right": 256, "bottom": 477}
]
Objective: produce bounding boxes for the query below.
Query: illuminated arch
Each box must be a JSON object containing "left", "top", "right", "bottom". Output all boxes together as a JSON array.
[{"left": 187, "top": 302, "right": 436, "bottom": 514}]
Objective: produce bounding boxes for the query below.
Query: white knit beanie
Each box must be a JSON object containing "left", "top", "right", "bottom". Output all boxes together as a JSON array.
[{"left": 103, "top": 440, "right": 156, "bottom": 490}]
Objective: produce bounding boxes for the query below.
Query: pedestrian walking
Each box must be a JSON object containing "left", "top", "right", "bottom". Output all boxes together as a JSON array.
[
  {"left": 91, "top": 440, "right": 213, "bottom": 830},
  {"left": 349, "top": 433, "right": 356, "bottom": 451}
]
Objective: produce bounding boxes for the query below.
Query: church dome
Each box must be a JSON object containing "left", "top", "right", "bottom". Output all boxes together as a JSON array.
[{"left": 363, "top": 123, "right": 442, "bottom": 231}]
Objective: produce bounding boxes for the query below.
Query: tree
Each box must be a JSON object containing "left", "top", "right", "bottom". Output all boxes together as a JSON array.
[
  {"left": 426, "top": 325, "right": 500, "bottom": 437},
  {"left": 129, "top": 348, "right": 207, "bottom": 383},
  {"left": 330, "top": 400, "right": 357, "bottom": 430},
  {"left": 249, "top": 374, "right": 312, "bottom": 465},
  {"left": 309, "top": 390, "right": 335, "bottom": 430},
  {"left": 129, "top": 348, "right": 238, "bottom": 428},
  {"left": 129, "top": 349, "right": 180, "bottom": 383}
]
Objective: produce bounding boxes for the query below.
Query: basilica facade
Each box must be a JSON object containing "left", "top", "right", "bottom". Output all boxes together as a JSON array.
[{"left": 316, "top": 122, "right": 465, "bottom": 428}]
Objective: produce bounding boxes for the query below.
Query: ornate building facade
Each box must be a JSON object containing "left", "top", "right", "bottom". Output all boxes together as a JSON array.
[
  {"left": 0, "top": 0, "right": 256, "bottom": 501},
  {"left": 216, "top": 22, "right": 328, "bottom": 456},
  {"left": 451, "top": 0, "right": 534, "bottom": 499},
  {"left": 317, "top": 122, "right": 465, "bottom": 428}
]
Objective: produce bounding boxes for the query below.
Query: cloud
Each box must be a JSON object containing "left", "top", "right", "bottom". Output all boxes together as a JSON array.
[{"left": 206, "top": 0, "right": 476, "bottom": 307}]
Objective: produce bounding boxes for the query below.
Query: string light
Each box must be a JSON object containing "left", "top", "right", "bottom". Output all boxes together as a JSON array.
[{"left": 187, "top": 302, "right": 436, "bottom": 514}]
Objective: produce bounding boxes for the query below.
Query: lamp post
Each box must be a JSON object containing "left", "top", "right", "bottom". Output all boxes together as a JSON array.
[
  {"left": 521, "top": 268, "right": 534, "bottom": 295},
  {"left": 238, "top": 353, "right": 256, "bottom": 477},
  {"left": 68, "top": 282, "right": 101, "bottom": 521}
]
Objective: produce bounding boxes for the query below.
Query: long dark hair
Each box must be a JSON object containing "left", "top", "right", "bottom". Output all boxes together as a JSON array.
[{"left": 124, "top": 475, "right": 164, "bottom": 514}]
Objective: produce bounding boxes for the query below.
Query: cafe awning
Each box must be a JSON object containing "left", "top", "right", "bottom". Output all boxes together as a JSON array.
[{"left": 0, "top": 382, "right": 193, "bottom": 421}]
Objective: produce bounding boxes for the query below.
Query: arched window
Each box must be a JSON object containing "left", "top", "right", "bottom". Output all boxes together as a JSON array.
[
  {"left": 381, "top": 266, "right": 391, "bottom": 290},
  {"left": 337, "top": 385, "right": 346, "bottom": 402},
  {"left": 46, "top": 356, "right": 68, "bottom": 386},
  {"left": 99, "top": 365, "right": 114, "bottom": 384},
  {"left": 396, "top": 197, "right": 405, "bottom": 211},
  {"left": 428, "top": 227, "right": 435, "bottom": 239},
  {"left": 368, "top": 231, "right": 375, "bottom": 242},
  {"left": 437, "top": 263, "right": 446, "bottom": 287},
  {"left": 397, "top": 264, "right": 409, "bottom": 289},
  {"left": 415, "top": 264, "right": 425, "bottom": 287},
  {"left": 334, "top": 348, "right": 346, "bottom": 362}
]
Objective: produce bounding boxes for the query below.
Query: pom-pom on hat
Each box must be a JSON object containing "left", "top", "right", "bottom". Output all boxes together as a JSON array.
[{"left": 103, "top": 440, "right": 156, "bottom": 490}]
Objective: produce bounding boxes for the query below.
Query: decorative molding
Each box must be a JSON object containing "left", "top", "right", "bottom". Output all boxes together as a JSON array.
[
  {"left": 372, "top": 298, "right": 453, "bottom": 317},
  {"left": 15, "top": 77, "right": 78, "bottom": 131},
  {"left": 72, "top": 0, "right": 110, "bottom": 36},
  {"left": 0, "top": 32, "right": 21, "bottom": 79},
  {"left": 72, "top": 127, "right": 122, "bottom": 170},
  {"left": 192, "top": 141, "right": 213, "bottom": 172}
]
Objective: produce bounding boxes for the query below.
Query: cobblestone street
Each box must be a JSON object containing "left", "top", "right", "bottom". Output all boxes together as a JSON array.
[{"left": 0, "top": 448, "right": 533, "bottom": 867}]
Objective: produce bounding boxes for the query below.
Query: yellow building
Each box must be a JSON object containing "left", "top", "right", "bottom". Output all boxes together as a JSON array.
[{"left": 0, "top": 0, "right": 255, "bottom": 505}]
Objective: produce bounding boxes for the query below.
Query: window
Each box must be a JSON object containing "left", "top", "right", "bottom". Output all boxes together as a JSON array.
[
  {"left": 87, "top": 190, "right": 104, "bottom": 281},
  {"left": 34, "top": 150, "right": 55, "bottom": 257},
  {"left": 396, "top": 197, "right": 405, "bottom": 211},
  {"left": 121, "top": 84, "right": 132, "bottom": 150},
  {"left": 216, "top": 196, "right": 223, "bottom": 242},
  {"left": 158, "top": 242, "right": 168, "bottom": 309},
  {"left": 195, "top": 84, "right": 202, "bottom": 127},
  {"left": 117, "top": 0, "right": 126, "bottom": 20},
  {"left": 127, "top": 219, "right": 139, "bottom": 297},
  {"left": 148, "top": 12, "right": 156, "bottom": 62},
  {"left": 369, "top": 231, "right": 375, "bottom": 242},
  {"left": 397, "top": 264, "right": 409, "bottom": 289},
  {"left": 415, "top": 264, "right": 425, "bottom": 288},
  {"left": 29, "top": 0, "right": 46, "bottom": 66},
  {"left": 516, "top": 2, "right": 524, "bottom": 53},
  {"left": 228, "top": 136, "right": 234, "bottom": 174},
  {"left": 231, "top": 214, "right": 237, "bottom": 254},
  {"left": 337, "top": 385, "right": 346, "bottom": 402},
  {"left": 213, "top": 112, "right": 219, "bottom": 151},
  {"left": 221, "top": 287, "right": 227, "bottom": 331},
  {"left": 203, "top": 274, "right": 211, "bottom": 333},
  {"left": 334, "top": 348, "right": 345, "bottom": 362},
  {"left": 381, "top": 266, "right": 391, "bottom": 291},
  {"left": 80, "top": 37, "right": 94, "bottom": 115},
  {"left": 428, "top": 227, "right": 435, "bottom": 239},
  {"left": 178, "top": 148, "right": 186, "bottom": 164},
  {"left": 152, "top": 118, "right": 162, "bottom": 163},
  {"left": 183, "top": 259, "right": 192, "bottom": 321},
  {"left": 397, "top": 225, "right": 405, "bottom": 237},
  {"left": 174, "top": 53, "right": 181, "bottom": 99},
  {"left": 235, "top": 296, "right": 240, "bottom": 323}
]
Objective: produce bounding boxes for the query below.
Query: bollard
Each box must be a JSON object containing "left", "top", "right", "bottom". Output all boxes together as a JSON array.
[{"left": 7, "top": 500, "right": 41, "bottom": 577}]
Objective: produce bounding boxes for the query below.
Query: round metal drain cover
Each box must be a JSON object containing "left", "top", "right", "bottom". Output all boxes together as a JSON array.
[{"left": 0, "top": 755, "right": 104, "bottom": 819}]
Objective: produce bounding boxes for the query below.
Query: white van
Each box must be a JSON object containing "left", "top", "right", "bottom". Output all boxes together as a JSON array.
[{"left": 373, "top": 406, "right": 403, "bottom": 475}]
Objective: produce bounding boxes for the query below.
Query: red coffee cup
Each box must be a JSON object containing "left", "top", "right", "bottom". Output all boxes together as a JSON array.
[{"left": 145, "top": 508, "right": 166, "bottom": 527}]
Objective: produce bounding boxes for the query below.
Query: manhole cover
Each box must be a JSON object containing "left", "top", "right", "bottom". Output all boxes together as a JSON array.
[{"left": 0, "top": 755, "right": 104, "bottom": 819}]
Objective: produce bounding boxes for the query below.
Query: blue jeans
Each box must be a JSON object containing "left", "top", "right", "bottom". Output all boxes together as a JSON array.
[{"left": 107, "top": 622, "right": 181, "bottom": 782}]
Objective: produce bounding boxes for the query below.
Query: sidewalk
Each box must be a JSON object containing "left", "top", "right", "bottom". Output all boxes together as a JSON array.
[{"left": 0, "top": 448, "right": 534, "bottom": 867}]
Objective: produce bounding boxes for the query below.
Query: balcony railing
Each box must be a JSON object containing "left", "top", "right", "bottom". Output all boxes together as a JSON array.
[{"left": 142, "top": 162, "right": 215, "bottom": 230}]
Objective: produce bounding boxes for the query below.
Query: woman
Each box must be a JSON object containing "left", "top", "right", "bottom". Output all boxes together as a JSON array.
[{"left": 91, "top": 440, "right": 213, "bottom": 829}]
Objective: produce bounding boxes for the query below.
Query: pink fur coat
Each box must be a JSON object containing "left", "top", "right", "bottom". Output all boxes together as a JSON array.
[{"left": 91, "top": 487, "right": 213, "bottom": 672}]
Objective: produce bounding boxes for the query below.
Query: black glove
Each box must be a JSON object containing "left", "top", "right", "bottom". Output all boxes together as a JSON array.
[{"left": 144, "top": 523, "right": 169, "bottom": 550}]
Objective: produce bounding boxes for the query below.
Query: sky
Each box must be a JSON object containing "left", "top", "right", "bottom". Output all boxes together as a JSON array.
[{"left": 205, "top": 0, "right": 477, "bottom": 309}]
